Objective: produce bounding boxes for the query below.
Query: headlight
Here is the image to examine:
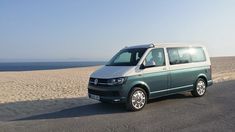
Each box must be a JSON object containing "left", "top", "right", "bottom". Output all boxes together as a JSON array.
[{"left": 107, "top": 77, "right": 127, "bottom": 85}]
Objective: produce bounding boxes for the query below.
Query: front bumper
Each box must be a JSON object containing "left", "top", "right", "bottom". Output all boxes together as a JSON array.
[{"left": 88, "top": 84, "right": 127, "bottom": 103}]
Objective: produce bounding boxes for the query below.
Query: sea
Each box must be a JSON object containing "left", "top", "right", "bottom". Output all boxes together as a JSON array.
[{"left": 0, "top": 61, "right": 106, "bottom": 71}]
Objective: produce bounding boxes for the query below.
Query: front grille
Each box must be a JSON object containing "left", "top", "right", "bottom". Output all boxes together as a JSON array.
[
  {"left": 89, "top": 78, "right": 110, "bottom": 86},
  {"left": 88, "top": 89, "right": 120, "bottom": 97}
]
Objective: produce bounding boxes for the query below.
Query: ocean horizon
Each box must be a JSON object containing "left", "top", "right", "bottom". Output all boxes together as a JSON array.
[{"left": 0, "top": 61, "right": 106, "bottom": 71}]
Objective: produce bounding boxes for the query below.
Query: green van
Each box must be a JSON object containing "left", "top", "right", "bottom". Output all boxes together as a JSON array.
[{"left": 88, "top": 44, "right": 213, "bottom": 111}]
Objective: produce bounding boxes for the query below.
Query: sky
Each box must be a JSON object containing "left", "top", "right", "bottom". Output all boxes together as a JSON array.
[{"left": 0, "top": 0, "right": 235, "bottom": 61}]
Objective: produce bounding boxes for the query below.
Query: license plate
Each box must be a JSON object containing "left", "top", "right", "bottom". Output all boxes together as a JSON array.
[{"left": 90, "top": 94, "right": 100, "bottom": 100}]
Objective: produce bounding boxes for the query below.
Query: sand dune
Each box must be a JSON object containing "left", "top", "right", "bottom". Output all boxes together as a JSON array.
[{"left": 0, "top": 57, "right": 234, "bottom": 121}]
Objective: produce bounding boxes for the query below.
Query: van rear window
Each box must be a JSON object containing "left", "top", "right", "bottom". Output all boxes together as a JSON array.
[{"left": 167, "top": 47, "right": 206, "bottom": 65}]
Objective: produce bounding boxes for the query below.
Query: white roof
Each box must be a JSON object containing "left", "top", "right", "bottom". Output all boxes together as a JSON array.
[{"left": 124, "top": 43, "right": 205, "bottom": 49}]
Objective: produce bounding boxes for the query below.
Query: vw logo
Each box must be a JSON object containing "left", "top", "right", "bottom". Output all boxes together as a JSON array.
[{"left": 94, "top": 79, "right": 98, "bottom": 85}]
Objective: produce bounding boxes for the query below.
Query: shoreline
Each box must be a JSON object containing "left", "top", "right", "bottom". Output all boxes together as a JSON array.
[
  {"left": 0, "top": 65, "right": 102, "bottom": 73},
  {"left": 0, "top": 61, "right": 106, "bottom": 72},
  {"left": 0, "top": 56, "right": 234, "bottom": 72}
]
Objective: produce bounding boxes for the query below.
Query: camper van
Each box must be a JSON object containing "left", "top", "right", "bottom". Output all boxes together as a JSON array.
[{"left": 88, "top": 44, "right": 213, "bottom": 111}]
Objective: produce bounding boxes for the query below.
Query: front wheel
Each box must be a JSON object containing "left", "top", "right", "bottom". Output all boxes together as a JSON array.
[
  {"left": 191, "top": 78, "right": 207, "bottom": 97},
  {"left": 126, "top": 87, "right": 147, "bottom": 111}
]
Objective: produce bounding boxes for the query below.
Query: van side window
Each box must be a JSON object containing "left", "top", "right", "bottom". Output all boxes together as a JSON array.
[
  {"left": 167, "top": 48, "right": 180, "bottom": 65},
  {"left": 167, "top": 48, "right": 191, "bottom": 65},
  {"left": 145, "top": 48, "right": 165, "bottom": 67},
  {"left": 178, "top": 48, "right": 192, "bottom": 63},
  {"left": 190, "top": 47, "right": 206, "bottom": 62},
  {"left": 168, "top": 47, "right": 206, "bottom": 65}
]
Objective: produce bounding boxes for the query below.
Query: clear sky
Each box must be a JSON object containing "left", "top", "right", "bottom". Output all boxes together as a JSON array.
[{"left": 0, "top": 0, "right": 235, "bottom": 61}]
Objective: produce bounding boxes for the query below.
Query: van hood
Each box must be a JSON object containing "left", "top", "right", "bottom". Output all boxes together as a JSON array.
[{"left": 91, "top": 66, "right": 137, "bottom": 79}]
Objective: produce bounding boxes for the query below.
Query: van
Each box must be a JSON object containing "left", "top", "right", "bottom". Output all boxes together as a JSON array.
[{"left": 88, "top": 43, "right": 213, "bottom": 111}]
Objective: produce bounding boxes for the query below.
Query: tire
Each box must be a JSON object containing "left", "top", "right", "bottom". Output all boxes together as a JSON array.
[
  {"left": 191, "top": 78, "right": 207, "bottom": 97},
  {"left": 126, "top": 87, "right": 147, "bottom": 111}
]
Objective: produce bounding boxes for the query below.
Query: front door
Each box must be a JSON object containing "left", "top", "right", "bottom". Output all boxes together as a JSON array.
[{"left": 141, "top": 48, "right": 169, "bottom": 98}]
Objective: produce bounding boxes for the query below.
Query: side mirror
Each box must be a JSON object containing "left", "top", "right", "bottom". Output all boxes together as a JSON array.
[{"left": 140, "top": 63, "right": 145, "bottom": 69}]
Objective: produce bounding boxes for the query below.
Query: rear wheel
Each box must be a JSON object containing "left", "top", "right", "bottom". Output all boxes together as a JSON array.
[
  {"left": 191, "top": 78, "right": 207, "bottom": 97},
  {"left": 126, "top": 87, "right": 147, "bottom": 111}
]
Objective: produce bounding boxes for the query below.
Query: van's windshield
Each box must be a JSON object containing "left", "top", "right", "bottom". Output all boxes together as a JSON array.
[{"left": 106, "top": 48, "right": 147, "bottom": 66}]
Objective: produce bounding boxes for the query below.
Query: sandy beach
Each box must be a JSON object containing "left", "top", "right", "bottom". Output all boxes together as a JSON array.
[{"left": 0, "top": 57, "right": 235, "bottom": 121}]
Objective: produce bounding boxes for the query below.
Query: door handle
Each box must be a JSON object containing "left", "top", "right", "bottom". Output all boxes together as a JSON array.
[{"left": 163, "top": 67, "right": 167, "bottom": 70}]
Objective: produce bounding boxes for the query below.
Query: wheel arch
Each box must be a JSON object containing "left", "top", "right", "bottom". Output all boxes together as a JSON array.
[
  {"left": 197, "top": 74, "right": 208, "bottom": 86},
  {"left": 129, "top": 81, "right": 150, "bottom": 99}
]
